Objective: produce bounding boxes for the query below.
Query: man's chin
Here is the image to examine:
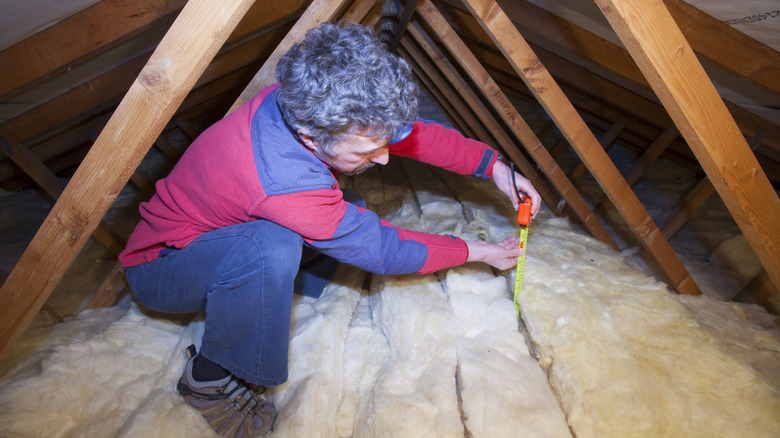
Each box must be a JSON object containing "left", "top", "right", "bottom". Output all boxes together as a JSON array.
[{"left": 342, "top": 162, "right": 376, "bottom": 176}]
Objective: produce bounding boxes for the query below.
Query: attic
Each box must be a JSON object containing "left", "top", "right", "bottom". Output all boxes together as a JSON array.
[{"left": 0, "top": 0, "right": 779, "bottom": 436}]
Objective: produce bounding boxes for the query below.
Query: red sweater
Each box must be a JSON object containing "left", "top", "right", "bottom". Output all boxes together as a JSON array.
[{"left": 119, "top": 85, "right": 498, "bottom": 274}]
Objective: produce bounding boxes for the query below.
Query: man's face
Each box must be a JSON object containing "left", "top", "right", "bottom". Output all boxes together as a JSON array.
[{"left": 308, "top": 133, "right": 390, "bottom": 176}]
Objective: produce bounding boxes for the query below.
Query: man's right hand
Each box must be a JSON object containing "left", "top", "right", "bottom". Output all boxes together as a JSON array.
[{"left": 465, "top": 237, "right": 523, "bottom": 270}]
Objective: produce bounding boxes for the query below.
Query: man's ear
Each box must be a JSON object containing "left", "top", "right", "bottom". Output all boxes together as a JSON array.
[{"left": 297, "top": 130, "right": 318, "bottom": 151}]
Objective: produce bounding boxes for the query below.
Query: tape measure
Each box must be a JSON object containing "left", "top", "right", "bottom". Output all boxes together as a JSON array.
[{"left": 513, "top": 197, "right": 532, "bottom": 317}]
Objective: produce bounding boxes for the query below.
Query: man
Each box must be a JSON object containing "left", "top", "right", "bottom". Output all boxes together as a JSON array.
[{"left": 120, "top": 22, "right": 540, "bottom": 437}]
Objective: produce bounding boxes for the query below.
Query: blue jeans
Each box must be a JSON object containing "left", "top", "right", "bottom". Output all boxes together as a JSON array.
[{"left": 125, "top": 189, "right": 363, "bottom": 386}]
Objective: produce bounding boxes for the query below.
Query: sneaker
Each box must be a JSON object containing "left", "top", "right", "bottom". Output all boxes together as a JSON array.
[{"left": 177, "top": 346, "right": 277, "bottom": 437}]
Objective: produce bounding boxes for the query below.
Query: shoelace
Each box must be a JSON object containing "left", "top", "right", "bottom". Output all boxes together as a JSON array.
[{"left": 222, "top": 379, "right": 270, "bottom": 419}]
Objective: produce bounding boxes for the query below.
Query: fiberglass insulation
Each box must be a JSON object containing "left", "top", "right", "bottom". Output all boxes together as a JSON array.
[{"left": 0, "top": 154, "right": 779, "bottom": 437}]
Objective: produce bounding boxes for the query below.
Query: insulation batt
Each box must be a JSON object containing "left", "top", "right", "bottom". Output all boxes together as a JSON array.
[{"left": 1, "top": 156, "right": 779, "bottom": 437}]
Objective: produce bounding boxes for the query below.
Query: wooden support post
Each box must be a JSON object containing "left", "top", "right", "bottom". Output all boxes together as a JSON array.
[
  {"left": 594, "top": 0, "right": 780, "bottom": 292},
  {"left": 459, "top": 0, "right": 699, "bottom": 294},
  {"left": 733, "top": 270, "right": 779, "bottom": 313},
  {"left": 413, "top": 4, "right": 618, "bottom": 250},
  {"left": 0, "top": 0, "right": 257, "bottom": 365}
]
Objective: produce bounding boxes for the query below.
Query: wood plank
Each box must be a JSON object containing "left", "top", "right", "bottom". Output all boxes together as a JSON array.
[
  {"left": 390, "top": 0, "right": 421, "bottom": 51},
  {"left": 458, "top": 0, "right": 699, "bottom": 294},
  {"left": 342, "top": 0, "right": 380, "bottom": 24},
  {"left": 408, "top": 65, "right": 475, "bottom": 137},
  {"left": 595, "top": 127, "right": 679, "bottom": 216},
  {"left": 414, "top": 5, "right": 618, "bottom": 250},
  {"left": 228, "top": 0, "right": 352, "bottom": 114},
  {"left": 601, "top": 0, "right": 780, "bottom": 98},
  {"left": 86, "top": 262, "right": 128, "bottom": 309},
  {"left": 491, "top": 0, "right": 780, "bottom": 155},
  {"left": 569, "top": 118, "right": 626, "bottom": 182},
  {"left": 0, "top": 23, "right": 292, "bottom": 186},
  {"left": 0, "top": 0, "right": 186, "bottom": 101},
  {"left": 0, "top": 0, "right": 257, "bottom": 365},
  {"left": 400, "top": 39, "right": 497, "bottom": 145},
  {"left": 0, "top": 55, "right": 148, "bottom": 148},
  {"left": 734, "top": 270, "right": 779, "bottom": 313},
  {"left": 405, "top": 23, "right": 563, "bottom": 218},
  {"left": 400, "top": 36, "right": 563, "bottom": 208},
  {"left": 661, "top": 131, "right": 766, "bottom": 240},
  {"left": 594, "top": 0, "right": 780, "bottom": 293},
  {"left": 0, "top": 138, "right": 127, "bottom": 256}
]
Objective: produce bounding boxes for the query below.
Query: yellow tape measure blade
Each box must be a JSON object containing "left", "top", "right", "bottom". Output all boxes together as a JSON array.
[{"left": 513, "top": 225, "right": 528, "bottom": 315}]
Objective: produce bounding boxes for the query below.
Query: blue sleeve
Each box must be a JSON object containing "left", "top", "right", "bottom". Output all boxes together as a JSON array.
[{"left": 307, "top": 203, "right": 427, "bottom": 275}]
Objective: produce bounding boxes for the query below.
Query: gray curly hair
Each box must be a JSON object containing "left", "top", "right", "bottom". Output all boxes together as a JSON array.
[{"left": 275, "top": 22, "right": 419, "bottom": 154}]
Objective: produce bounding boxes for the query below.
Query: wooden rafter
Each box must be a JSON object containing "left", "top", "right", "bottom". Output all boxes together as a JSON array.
[
  {"left": 458, "top": 0, "right": 700, "bottom": 295},
  {"left": 593, "top": 0, "right": 780, "bottom": 293},
  {"left": 0, "top": 0, "right": 186, "bottom": 101},
  {"left": 414, "top": 2, "right": 619, "bottom": 251},
  {"left": 228, "top": 0, "right": 350, "bottom": 113},
  {"left": 400, "top": 29, "right": 563, "bottom": 210},
  {"left": 0, "top": 0, "right": 258, "bottom": 365},
  {"left": 493, "top": 0, "right": 780, "bottom": 155}
]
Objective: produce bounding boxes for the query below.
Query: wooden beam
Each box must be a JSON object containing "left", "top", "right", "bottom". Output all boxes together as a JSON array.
[
  {"left": 595, "top": 127, "right": 679, "bottom": 216},
  {"left": 493, "top": 0, "right": 780, "bottom": 155},
  {"left": 400, "top": 34, "right": 564, "bottom": 209},
  {"left": 400, "top": 38, "right": 497, "bottom": 145},
  {"left": 406, "top": 60, "right": 474, "bottom": 136},
  {"left": 0, "top": 55, "right": 148, "bottom": 148},
  {"left": 228, "top": 0, "right": 351, "bottom": 113},
  {"left": 405, "top": 22, "right": 563, "bottom": 216},
  {"left": 661, "top": 131, "right": 766, "bottom": 240},
  {"left": 734, "top": 270, "right": 779, "bottom": 314},
  {"left": 588, "top": 0, "right": 780, "bottom": 98},
  {"left": 415, "top": 3, "right": 619, "bottom": 250},
  {"left": 0, "top": 21, "right": 293, "bottom": 186},
  {"left": 0, "top": 0, "right": 257, "bottom": 365},
  {"left": 86, "top": 262, "right": 129, "bottom": 309},
  {"left": 459, "top": 0, "right": 699, "bottom": 294},
  {"left": 594, "top": 0, "right": 780, "bottom": 293},
  {"left": 390, "top": 0, "right": 421, "bottom": 51},
  {"left": 342, "top": 0, "right": 381, "bottom": 24},
  {"left": 0, "top": 0, "right": 186, "bottom": 101},
  {"left": 568, "top": 118, "right": 626, "bottom": 182},
  {"left": 0, "top": 138, "right": 127, "bottom": 256}
]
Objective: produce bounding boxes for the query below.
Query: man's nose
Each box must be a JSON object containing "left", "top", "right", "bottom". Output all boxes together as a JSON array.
[{"left": 370, "top": 150, "right": 389, "bottom": 165}]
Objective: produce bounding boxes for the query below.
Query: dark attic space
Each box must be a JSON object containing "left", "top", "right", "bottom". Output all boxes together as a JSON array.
[{"left": 1, "top": 0, "right": 779, "bottom": 436}]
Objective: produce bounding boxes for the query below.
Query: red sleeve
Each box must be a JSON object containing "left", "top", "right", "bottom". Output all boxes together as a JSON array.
[{"left": 389, "top": 120, "right": 498, "bottom": 179}]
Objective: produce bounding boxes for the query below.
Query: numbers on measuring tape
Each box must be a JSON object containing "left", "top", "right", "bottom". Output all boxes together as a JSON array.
[{"left": 513, "top": 225, "right": 528, "bottom": 315}]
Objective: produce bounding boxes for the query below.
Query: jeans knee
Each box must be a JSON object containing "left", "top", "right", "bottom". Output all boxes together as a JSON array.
[{"left": 221, "top": 226, "right": 302, "bottom": 281}]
